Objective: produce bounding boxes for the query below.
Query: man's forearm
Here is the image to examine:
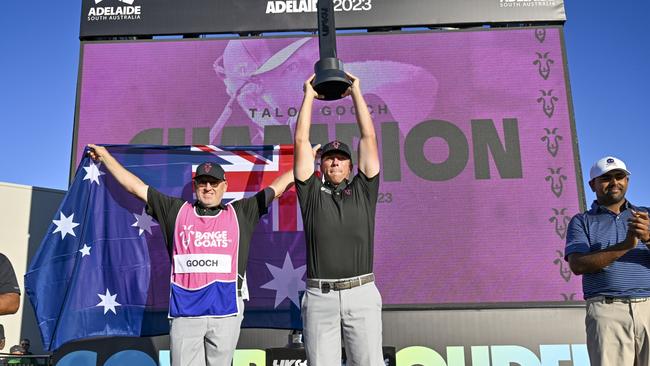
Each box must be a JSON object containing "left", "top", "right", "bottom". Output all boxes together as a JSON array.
[
  {"left": 269, "top": 169, "right": 295, "bottom": 198},
  {"left": 101, "top": 152, "right": 148, "bottom": 201},
  {"left": 351, "top": 90, "right": 375, "bottom": 139},
  {"left": 294, "top": 94, "right": 316, "bottom": 181},
  {"left": 0, "top": 293, "right": 20, "bottom": 315},
  {"left": 569, "top": 240, "right": 635, "bottom": 274},
  {"left": 295, "top": 94, "right": 314, "bottom": 144}
]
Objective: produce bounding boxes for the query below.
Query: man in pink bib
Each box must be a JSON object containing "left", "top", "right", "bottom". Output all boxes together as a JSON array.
[{"left": 88, "top": 145, "right": 294, "bottom": 366}]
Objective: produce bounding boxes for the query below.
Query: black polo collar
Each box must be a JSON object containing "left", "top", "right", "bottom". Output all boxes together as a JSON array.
[
  {"left": 323, "top": 177, "right": 350, "bottom": 193},
  {"left": 193, "top": 201, "right": 227, "bottom": 215}
]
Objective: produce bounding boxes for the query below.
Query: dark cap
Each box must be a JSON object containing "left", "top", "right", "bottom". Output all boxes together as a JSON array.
[
  {"left": 10, "top": 345, "right": 24, "bottom": 354},
  {"left": 319, "top": 140, "right": 352, "bottom": 160},
  {"left": 194, "top": 162, "right": 226, "bottom": 181}
]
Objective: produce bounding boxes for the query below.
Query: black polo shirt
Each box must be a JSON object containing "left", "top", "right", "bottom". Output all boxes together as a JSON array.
[
  {"left": 0, "top": 253, "right": 20, "bottom": 295},
  {"left": 295, "top": 171, "right": 379, "bottom": 279},
  {"left": 145, "top": 187, "right": 272, "bottom": 288}
]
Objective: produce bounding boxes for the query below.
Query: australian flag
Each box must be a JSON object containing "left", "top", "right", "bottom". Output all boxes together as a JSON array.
[{"left": 25, "top": 145, "right": 306, "bottom": 351}]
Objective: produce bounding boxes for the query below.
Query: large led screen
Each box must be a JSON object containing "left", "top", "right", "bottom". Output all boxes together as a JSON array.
[{"left": 75, "top": 27, "right": 584, "bottom": 306}]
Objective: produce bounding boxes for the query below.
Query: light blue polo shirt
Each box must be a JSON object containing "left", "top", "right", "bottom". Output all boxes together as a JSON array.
[{"left": 565, "top": 201, "right": 650, "bottom": 299}]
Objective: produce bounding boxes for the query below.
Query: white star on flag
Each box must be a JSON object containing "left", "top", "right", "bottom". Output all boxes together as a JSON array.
[
  {"left": 82, "top": 161, "right": 105, "bottom": 185},
  {"left": 260, "top": 252, "right": 306, "bottom": 308},
  {"left": 132, "top": 208, "right": 158, "bottom": 236},
  {"left": 52, "top": 212, "right": 80, "bottom": 239},
  {"left": 79, "top": 244, "right": 92, "bottom": 257},
  {"left": 96, "top": 289, "right": 121, "bottom": 315}
]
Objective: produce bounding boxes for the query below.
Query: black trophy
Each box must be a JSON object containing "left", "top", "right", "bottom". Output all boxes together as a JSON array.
[{"left": 312, "top": 0, "right": 351, "bottom": 101}]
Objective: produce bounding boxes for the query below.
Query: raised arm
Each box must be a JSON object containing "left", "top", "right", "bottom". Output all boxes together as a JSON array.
[
  {"left": 87, "top": 144, "right": 148, "bottom": 202},
  {"left": 346, "top": 73, "right": 379, "bottom": 178},
  {"left": 294, "top": 76, "right": 319, "bottom": 182},
  {"left": 268, "top": 169, "right": 295, "bottom": 199}
]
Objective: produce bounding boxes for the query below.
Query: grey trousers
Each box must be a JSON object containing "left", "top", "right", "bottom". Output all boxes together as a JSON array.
[
  {"left": 586, "top": 297, "right": 650, "bottom": 366},
  {"left": 301, "top": 279, "right": 384, "bottom": 366},
  {"left": 169, "top": 297, "right": 244, "bottom": 366}
]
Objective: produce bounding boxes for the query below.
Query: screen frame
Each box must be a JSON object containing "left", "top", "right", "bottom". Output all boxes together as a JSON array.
[{"left": 71, "top": 25, "right": 587, "bottom": 310}]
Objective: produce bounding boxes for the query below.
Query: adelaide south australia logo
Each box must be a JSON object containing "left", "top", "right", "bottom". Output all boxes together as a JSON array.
[{"left": 88, "top": 0, "right": 142, "bottom": 21}]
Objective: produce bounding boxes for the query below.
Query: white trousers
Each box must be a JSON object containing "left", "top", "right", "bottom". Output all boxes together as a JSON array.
[
  {"left": 302, "top": 280, "right": 384, "bottom": 366},
  {"left": 169, "top": 297, "right": 244, "bottom": 366},
  {"left": 585, "top": 297, "right": 650, "bottom": 366}
]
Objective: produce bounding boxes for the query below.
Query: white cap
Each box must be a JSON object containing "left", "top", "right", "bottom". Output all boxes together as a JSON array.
[{"left": 589, "top": 156, "right": 631, "bottom": 181}]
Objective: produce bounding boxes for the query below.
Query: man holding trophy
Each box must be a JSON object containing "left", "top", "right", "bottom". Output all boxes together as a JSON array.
[
  {"left": 294, "top": 71, "right": 383, "bottom": 365},
  {"left": 293, "top": 1, "right": 384, "bottom": 363}
]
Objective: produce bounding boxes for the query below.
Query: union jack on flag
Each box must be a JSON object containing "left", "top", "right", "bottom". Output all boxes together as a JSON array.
[{"left": 191, "top": 144, "right": 300, "bottom": 232}]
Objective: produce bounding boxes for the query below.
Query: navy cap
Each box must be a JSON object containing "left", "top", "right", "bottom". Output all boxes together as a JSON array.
[
  {"left": 194, "top": 162, "right": 226, "bottom": 181},
  {"left": 319, "top": 140, "right": 352, "bottom": 160}
]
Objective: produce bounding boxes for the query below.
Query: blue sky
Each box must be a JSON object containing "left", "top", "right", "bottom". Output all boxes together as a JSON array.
[{"left": 1, "top": 1, "right": 648, "bottom": 207}]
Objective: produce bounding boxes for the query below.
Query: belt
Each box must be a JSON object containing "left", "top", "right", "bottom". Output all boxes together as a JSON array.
[
  {"left": 307, "top": 274, "right": 374, "bottom": 294},
  {"left": 588, "top": 296, "right": 650, "bottom": 304}
]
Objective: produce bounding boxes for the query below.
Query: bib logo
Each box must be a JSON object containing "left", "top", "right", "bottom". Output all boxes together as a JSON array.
[
  {"left": 88, "top": 0, "right": 142, "bottom": 22},
  {"left": 180, "top": 225, "right": 231, "bottom": 249}
]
